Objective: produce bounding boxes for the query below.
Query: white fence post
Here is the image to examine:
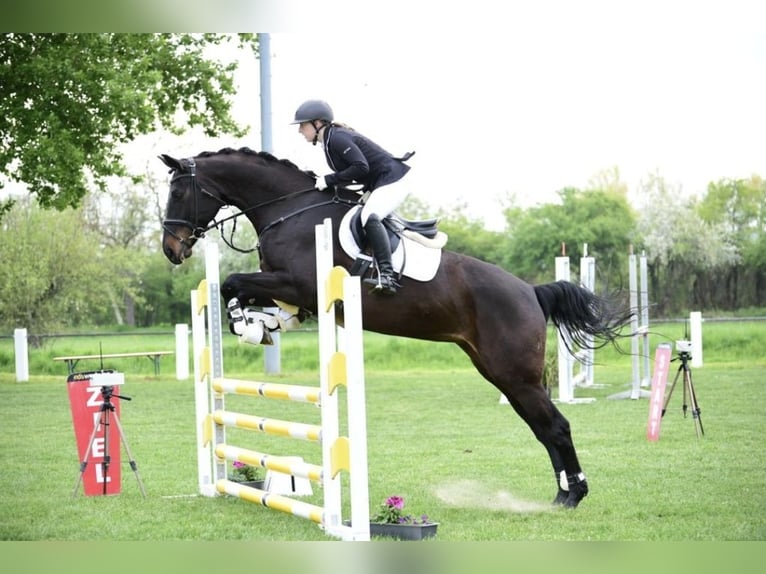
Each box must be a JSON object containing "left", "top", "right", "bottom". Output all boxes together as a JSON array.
[
  {"left": 175, "top": 323, "right": 189, "bottom": 380},
  {"left": 690, "top": 311, "right": 703, "bottom": 368},
  {"left": 14, "top": 328, "right": 29, "bottom": 382}
]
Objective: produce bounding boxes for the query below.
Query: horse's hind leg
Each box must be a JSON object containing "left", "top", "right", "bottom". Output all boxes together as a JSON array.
[
  {"left": 504, "top": 391, "right": 589, "bottom": 507},
  {"left": 461, "top": 321, "right": 588, "bottom": 508},
  {"left": 469, "top": 338, "right": 589, "bottom": 508}
]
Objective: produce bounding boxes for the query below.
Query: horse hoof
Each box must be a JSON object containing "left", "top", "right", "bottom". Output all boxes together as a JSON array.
[
  {"left": 563, "top": 479, "right": 589, "bottom": 508},
  {"left": 552, "top": 488, "right": 569, "bottom": 506}
]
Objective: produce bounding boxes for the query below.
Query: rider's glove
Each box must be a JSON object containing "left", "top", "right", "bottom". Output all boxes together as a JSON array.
[{"left": 315, "top": 175, "right": 329, "bottom": 191}]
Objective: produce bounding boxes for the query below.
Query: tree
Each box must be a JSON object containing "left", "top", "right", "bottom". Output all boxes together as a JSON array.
[
  {"left": 0, "top": 33, "right": 258, "bottom": 217},
  {"left": 696, "top": 176, "right": 766, "bottom": 309},
  {"left": 435, "top": 202, "right": 508, "bottom": 264},
  {"left": 81, "top": 173, "right": 160, "bottom": 325},
  {"left": 0, "top": 198, "right": 124, "bottom": 342},
  {"left": 504, "top": 187, "right": 635, "bottom": 289},
  {"left": 633, "top": 173, "right": 739, "bottom": 314}
]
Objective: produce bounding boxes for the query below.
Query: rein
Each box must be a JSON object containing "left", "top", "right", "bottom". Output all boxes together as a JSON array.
[{"left": 257, "top": 194, "right": 359, "bottom": 239}]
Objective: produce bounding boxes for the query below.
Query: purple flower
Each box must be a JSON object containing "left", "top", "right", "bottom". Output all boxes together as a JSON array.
[{"left": 373, "top": 495, "right": 433, "bottom": 525}]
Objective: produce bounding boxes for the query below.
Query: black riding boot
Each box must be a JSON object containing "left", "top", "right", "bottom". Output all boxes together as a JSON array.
[{"left": 362, "top": 215, "right": 400, "bottom": 295}]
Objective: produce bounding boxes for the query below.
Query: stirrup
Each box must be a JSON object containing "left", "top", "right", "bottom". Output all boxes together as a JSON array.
[{"left": 362, "top": 274, "right": 399, "bottom": 295}]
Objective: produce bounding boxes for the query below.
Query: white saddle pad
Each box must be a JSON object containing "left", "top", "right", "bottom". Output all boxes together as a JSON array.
[{"left": 338, "top": 206, "right": 442, "bottom": 282}]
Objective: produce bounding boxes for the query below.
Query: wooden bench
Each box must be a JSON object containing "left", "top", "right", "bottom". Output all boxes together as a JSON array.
[{"left": 53, "top": 351, "right": 174, "bottom": 376}]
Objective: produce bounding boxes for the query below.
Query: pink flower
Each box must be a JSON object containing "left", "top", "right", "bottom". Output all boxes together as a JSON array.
[{"left": 386, "top": 496, "right": 405, "bottom": 510}]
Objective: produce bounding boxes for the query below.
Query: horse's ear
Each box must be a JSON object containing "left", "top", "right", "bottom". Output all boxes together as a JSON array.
[{"left": 159, "top": 154, "right": 182, "bottom": 171}]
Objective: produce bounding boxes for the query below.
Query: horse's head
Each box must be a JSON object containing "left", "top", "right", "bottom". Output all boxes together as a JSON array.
[
  {"left": 160, "top": 147, "right": 340, "bottom": 264},
  {"left": 159, "top": 154, "right": 223, "bottom": 264}
]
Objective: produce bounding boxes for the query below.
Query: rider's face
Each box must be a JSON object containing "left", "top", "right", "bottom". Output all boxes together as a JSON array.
[{"left": 298, "top": 121, "right": 322, "bottom": 142}]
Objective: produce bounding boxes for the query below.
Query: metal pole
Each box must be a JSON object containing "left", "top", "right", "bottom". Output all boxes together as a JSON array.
[
  {"left": 259, "top": 33, "right": 281, "bottom": 374},
  {"left": 259, "top": 33, "right": 273, "bottom": 153}
]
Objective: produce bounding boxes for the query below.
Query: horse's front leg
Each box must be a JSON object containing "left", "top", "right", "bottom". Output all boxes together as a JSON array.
[
  {"left": 221, "top": 271, "right": 310, "bottom": 308},
  {"left": 220, "top": 271, "right": 314, "bottom": 344}
]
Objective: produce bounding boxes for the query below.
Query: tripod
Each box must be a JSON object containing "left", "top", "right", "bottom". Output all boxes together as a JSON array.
[
  {"left": 662, "top": 351, "right": 704, "bottom": 438},
  {"left": 72, "top": 385, "right": 147, "bottom": 497}
]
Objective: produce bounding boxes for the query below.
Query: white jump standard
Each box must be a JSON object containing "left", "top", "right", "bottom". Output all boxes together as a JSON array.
[
  {"left": 191, "top": 219, "right": 370, "bottom": 541},
  {"left": 608, "top": 247, "right": 651, "bottom": 400},
  {"left": 555, "top": 243, "right": 597, "bottom": 404}
]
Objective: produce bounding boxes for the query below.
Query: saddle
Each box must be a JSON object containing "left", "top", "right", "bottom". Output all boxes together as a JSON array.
[
  {"left": 347, "top": 209, "right": 443, "bottom": 278},
  {"left": 348, "top": 209, "right": 442, "bottom": 252}
]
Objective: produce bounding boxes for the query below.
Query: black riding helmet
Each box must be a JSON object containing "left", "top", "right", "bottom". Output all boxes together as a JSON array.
[{"left": 290, "top": 99, "right": 334, "bottom": 124}]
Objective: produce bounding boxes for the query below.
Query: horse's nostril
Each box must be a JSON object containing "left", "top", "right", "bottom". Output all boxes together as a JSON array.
[{"left": 163, "top": 245, "right": 177, "bottom": 263}]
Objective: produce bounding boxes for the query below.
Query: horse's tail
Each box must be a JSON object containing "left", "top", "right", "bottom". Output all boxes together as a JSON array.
[{"left": 534, "top": 280, "right": 633, "bottom": 356}]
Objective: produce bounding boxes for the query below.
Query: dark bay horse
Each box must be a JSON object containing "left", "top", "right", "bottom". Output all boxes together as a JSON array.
[{"left": 160, "top": 147, "right": 632, "bottom": 508}]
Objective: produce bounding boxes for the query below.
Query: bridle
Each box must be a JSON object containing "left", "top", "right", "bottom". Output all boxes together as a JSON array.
[
  {"left": 162, "top": 157, "right": 359, "bottom": 254},
  {"left": 161, "top": 159, "right": 213, "bottom": 244},
  {"left": 162, "top": 158, "right": 266, "bottom": 254}
]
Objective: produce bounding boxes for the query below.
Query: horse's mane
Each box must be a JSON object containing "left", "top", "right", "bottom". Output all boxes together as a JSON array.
[{"left": 197, "top": 147, "right": 306, "bottom": 174}]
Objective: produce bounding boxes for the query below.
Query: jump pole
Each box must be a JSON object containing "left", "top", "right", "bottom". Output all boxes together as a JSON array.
[{"left": 191, "top": 219, "right": 370, "bottom": 541}]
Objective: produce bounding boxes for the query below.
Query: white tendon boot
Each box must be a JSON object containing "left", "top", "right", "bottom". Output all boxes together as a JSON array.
[
  {"left": 226, "top": 298, "right": 270, "bottom": 345},
  {"left": 240, "top": 318, "right": 269, "bottom": 345},
  {"left": 227, "top": 299, "right": 303, "bottom": 346},
  {"left": 241, "top": 309, "right": 282, "bottom": 345}
]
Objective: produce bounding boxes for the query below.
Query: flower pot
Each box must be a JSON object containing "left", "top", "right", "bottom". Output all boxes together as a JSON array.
[{"left": 366, "top": 522, "right": 439, "bottom": 541}]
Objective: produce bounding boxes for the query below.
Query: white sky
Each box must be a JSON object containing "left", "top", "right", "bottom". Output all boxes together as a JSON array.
[
  {"left": 153, "top": 3, "right": 766, "bottom": 229},
  {"left": 4, "top": 3, "right": 765, "bottom": 230}
]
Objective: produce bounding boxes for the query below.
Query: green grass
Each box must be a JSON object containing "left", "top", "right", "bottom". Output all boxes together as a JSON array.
[{"left": 0, "top": 321, "right": 764, "bottom": 541}]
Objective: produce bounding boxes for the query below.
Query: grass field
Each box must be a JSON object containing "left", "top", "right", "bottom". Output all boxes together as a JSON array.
[{"left": 1, "top": 320, "right": 765, "bottom": 543}]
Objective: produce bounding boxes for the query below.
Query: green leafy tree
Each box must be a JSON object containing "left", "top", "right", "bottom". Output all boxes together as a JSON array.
[
  {"left": 505, "top": 187, "right": 635, "bottom": 290},
  {"left": 398, "top": 194, "right": 437, "bottom": 221},
  {"left": 0, "top": 33, "right": 258, "bottom": 216},
  {"left": 435, "top": 202, "right": 507, "bottom": 264},
  {"left": 696, "top": 176, "right": 766, "bottom": 309},
  {"left": 81, "top": 176, "right": 160, "bottom": 325},
  {"left": 0, "top": 199, "right": 124, "bottom": 342},
  {"left": 137, "top": 253, "right": 203, "bottom": 327}
]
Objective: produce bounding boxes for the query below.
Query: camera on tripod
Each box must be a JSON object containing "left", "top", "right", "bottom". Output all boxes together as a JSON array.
[
  {"left": 675, "top": 340, "right": 693, "bottom": 355},
  {"left": 90, "top": 371, "right": 124, "bottom": 387},
  {"left": 91, "top": 372, "right": 129, "bottom": 403},
  {"left": 71, "top": 370, "right": 145, "bottom": 497}
]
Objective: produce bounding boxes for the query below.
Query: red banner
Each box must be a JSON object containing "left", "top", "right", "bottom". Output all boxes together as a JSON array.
[
  {"left": 68, "top": 371, "right": 122, "bottom": 495},
  {"left": 646, "top": 344, "right": 673, "bottom": 441}
]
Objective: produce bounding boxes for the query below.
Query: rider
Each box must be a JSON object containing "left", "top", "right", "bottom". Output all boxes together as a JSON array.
[{"left": 291, "top": 99, "right": 413, "bottom": 295}]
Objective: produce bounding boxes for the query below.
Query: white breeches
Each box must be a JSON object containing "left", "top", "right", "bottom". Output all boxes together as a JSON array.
[{"left": 360, "top": 181, "right": 410, "bottom": 226}]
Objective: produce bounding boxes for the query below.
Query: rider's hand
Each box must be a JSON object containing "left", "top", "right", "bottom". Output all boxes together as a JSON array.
[{"left": 315, "top": 175, "right": 329, "bottom": 191}]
